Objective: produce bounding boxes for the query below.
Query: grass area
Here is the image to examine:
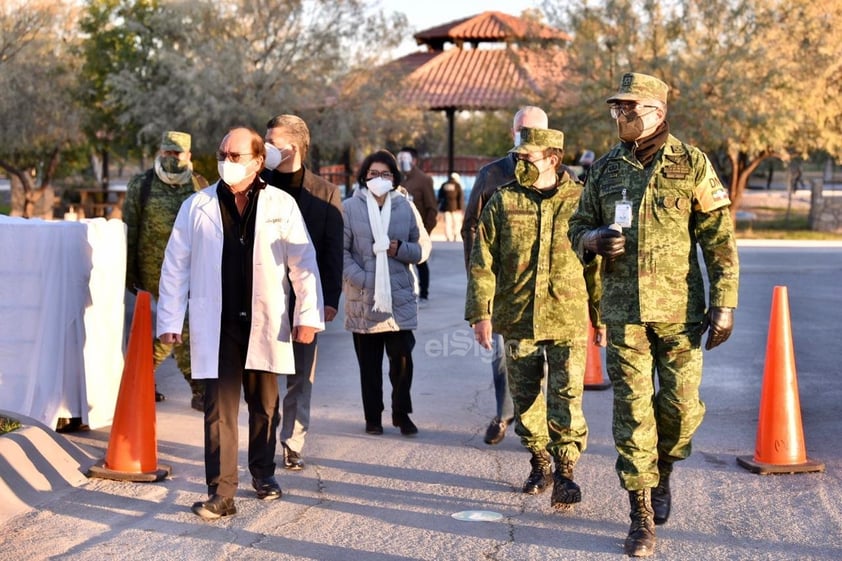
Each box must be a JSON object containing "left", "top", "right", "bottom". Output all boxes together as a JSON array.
[
  {"left": 0, "top": 415, "right": 22, "bottom": 435},
  {"left": 736, "top": 207, "right": 842, "bottom": 241}
]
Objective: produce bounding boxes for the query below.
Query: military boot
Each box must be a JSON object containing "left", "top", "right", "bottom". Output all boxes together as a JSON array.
[
  {"left": 652, "top": 460, "right": 673, "bottom": 525},
  {"left": 522, "top": 450, "right": 552, "bottom": 495},
  {"left": 624, "top": 489, "right": 656, "bottom": 557},
  {"left": 550, "top": 458, "right": 581, "bottom": 510}
]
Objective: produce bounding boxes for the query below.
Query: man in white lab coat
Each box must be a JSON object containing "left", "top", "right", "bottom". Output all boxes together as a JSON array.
[{"left": 157, "top": 126, "right": 324, "bottom": 520}]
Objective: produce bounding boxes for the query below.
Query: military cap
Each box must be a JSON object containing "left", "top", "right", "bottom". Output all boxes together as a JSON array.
[
  {"left": 606, "top": 72, "right": 669, "bottom": 104},
  {"left": 160, "top": 131, "right": 191, "bottom": 152},
  {"left": 509, "top": 127, "right": 565, "bottom": 154}
]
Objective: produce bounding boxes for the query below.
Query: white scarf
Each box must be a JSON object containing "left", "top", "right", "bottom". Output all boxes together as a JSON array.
[
  {"left": 365, "top": 189, "right": 393, "bottom": 313},
  {"left": 154, "top": 158, "right": 193, "bottom": 186}
]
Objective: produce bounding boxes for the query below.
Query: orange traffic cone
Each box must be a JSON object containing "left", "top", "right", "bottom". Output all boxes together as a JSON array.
[
  {"left": 737, "top": 286, "right": 824, "bottom": 475},
  {"left": 584, "top": 324, "right": 611, "bottom": 390},
  {"left": 88, "top": 290, "right": 172, "bottom": 482}
]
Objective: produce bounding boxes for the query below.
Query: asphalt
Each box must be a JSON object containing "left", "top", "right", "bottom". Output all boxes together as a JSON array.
[{"left": 2, "top": 218, "right": 842, "bottom": 560}]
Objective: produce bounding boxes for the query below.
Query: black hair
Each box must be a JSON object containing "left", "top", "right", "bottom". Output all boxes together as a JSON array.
[{"left": 357, "top": 150, "right": 402, "bottom": 188}]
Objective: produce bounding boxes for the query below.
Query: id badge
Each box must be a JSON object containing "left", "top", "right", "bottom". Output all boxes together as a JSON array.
[{"left": 614, "top": 189, "right": 632, "bottom": 228}]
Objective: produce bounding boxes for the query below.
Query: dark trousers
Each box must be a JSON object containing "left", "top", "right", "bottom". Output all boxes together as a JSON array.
[
  {"left": 417, "top": 262, "right": 429, "bottom": 298},
  {"left": 352, "top": 331, "right": 415, "bottom": 424},
  {"left": 204, "top": 320, "right": 279, "bottom": 498}
]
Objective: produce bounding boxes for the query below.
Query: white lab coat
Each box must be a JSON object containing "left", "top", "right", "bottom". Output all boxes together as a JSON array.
[{"left": 157, "top": 182, "right": 324, "bottom": 378}]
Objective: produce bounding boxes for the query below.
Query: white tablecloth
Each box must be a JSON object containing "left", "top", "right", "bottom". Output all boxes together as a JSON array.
[{"left": 0, "top": 216, "right": 126, "bottom": 429}]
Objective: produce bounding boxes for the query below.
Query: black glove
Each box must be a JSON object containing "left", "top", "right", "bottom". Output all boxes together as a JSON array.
[
  {"left": 703, "top": 307, "right": 733, "bottom": 350},
  {"left": 582, "top": 225, "right": 626, "bottom": 259}
]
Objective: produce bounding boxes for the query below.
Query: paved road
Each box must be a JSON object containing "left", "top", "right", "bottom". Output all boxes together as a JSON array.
[{"left": 1, "top": 240, "right": 841, "bottom": 560}]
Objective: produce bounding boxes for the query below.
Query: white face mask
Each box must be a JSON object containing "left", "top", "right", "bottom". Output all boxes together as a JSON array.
[
  {"left": 397, "top": 152, "right": 412, "bottom": 172},
  {"left": 366, "top": 176, "right": 393, "bottom": 197},
  {"left": 264, "top": 143, "right": 293, "bottom": 170},
  {"left": 218, "top": 160, "right": 251, "bottom": 186},
  {"left": 264, "top": 143, "right": 282, "bottom": 170}
]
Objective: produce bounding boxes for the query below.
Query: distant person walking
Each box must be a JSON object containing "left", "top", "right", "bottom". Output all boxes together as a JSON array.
[
  {"left": 578, "top": 150, "right": 595, "bottom": 182},
  {"left": 397, "top": 147, "right": 437, "bottom": 302},
  {"left": 437, "top": 172, "right": 464, "bottom": 242}
]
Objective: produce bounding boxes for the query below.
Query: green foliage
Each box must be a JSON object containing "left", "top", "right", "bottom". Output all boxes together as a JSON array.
[
  {"left": 0, "top": 415, "right": 22, "bottom": 435},
  {"left": 77, "top": 0, "right": 160, "bottom": 158},
  {"left": 4, "top": 0, "right": 842, "bottom": 220},
  {"left": 0, "top": 1, "right": 90, "bottom": 186},
  {"left": 77, "top": 0, "right": 411, "bottom": 160},
  {"left": 542, "top": 0, "right": 842, "bottom": 216}
]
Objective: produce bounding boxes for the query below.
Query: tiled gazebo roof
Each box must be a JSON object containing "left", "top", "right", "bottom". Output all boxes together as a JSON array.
[
  {"left": 414, "top": 11, "right": 571, "bottom": 51},
  {"left": 382, "top": 11, "right": 573, "bottom": 175},
  {"left": 394, "top": 46, "right": 569, "bottom": 111},
  {"left": 384, "top": 11, "right": 571, "bottom": 111}
]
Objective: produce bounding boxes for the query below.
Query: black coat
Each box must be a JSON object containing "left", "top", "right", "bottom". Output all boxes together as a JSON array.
[{"left": 262, "top": 167, "right": 344, "bottom": 310}]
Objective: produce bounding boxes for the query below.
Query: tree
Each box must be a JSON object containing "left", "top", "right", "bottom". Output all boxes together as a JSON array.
[
  {"left": 0, "top": 0, "right": 86, "bottom": 217},
  {"left": 81, "top": 0, "right": 411, "bottom": 170},
  {"left": 543, "top": 0, "right": 842, "bottom": 217}
]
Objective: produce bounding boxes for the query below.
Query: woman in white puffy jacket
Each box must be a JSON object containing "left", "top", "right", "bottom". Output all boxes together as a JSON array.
[{"left": 342, "top": 149, "right": 432, "bottom": 437}]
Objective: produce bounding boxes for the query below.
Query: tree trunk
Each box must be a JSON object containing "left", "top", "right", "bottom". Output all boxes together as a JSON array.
[
  {"left": 727, "top": 150, "right": 775, "bottom": 221},
  {"left": 3, "top": 147, "right": 61, "bottom": 219}
]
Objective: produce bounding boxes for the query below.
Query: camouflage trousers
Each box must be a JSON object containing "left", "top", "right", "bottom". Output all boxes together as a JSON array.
[
  {"left": 152, "top": 313, "right": 203, "bottom": 397},
  {"left": 506, "top": 339, "right": 588, "bottom": 463},
  {"left": 606, "top": 322, "right": 705, "bottom": 490}
]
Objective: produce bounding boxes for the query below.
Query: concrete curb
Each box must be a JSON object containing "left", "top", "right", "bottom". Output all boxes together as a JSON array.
[{"left": 0, "top": 410, "right": 94, "bottom": 525}]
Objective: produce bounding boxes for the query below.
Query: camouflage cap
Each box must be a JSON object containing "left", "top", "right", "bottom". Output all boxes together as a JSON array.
[
  {"left": 606, "top": 72, "right": 669, "bottom": 104},
  {"left": 509, "top": 127, "right": 564, "bottom": 154},
  {"left": 160, "top": 131, "right": 191, "bottom": 152}
]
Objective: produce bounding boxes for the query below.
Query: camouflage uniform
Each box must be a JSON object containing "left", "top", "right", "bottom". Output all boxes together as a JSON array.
[
  {"left": 124, "top": 132, "right": 206, "bottom": 398},
  {"left": 466, "top": 134, "right": 599, "bottom": 464},
  {"left": 568, "top": 120, "right": 739, "bottom": 490}
]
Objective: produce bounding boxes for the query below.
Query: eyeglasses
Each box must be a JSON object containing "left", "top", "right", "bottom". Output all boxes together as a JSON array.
[
  {"left": 609, "top": 103, "right": 659, "bottom": 120},
  {"left": 366, "top": 170, "right": 394, "bottom": 180},
  {"left": 216, "top": 151, "right": 253, "bottom": 163}
]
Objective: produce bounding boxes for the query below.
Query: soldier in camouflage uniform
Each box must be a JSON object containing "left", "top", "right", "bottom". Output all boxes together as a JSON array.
[
  {"left": 567, "top": 73, "right": 739, "bottom": 557},
  {"left": 124, "top": 131, "right": 207, "bottom": 410},
  {"left": 466, "top": 127, "right": 602, "bottom": 512}
]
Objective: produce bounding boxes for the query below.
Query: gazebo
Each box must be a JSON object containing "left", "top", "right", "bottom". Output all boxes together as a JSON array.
[{"left": 389, "top": 11, "right": 572, "bottom": 176}]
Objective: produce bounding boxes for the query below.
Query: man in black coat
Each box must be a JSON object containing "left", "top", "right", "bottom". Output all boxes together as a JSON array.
[
  {"left": 262, "top": 114, "right": 344, "bottom": 471},
  {"left": 398, "top": 147, "right": 437, "bottom": 302}
]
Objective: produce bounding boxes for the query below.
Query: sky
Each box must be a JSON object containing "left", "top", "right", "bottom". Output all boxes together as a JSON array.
[{"left": 375, "top": 0, "right": 540, "bottom": 56}]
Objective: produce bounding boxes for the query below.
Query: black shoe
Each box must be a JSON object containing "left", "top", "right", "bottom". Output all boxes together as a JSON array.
[
  {"left": 190, "top": 393, "right": 204, "bottom": 412},
  {"left": 550, "top": 460, "right": 582, "bottom": 510},
  {"left": 251, "top": 476, "right": 282, "bottom": 501},
  {"left": 55, "top": 417, "right": 90, "bottom": 434},
  {"left": 483, "top": 416, "right": 512, "bottom": 445},
  {"left": 392, "top": 413, "right": 418, "bottom": 436},
  {"left": 155, "top": 386, "right": 166, "bottom": 402},
  {"left": 365, "top": 422, "right": 383, "bottom": 435},
  {"left": 652, "top": 462, "right": 672, "bottom": 525},
  {"left": 191, "top": 494, "right": 236, "bottom": 519},
  {"left": 282, "top": 443, "right": 304, "bottom": 471},
  {"left": 523, "top": 450, "right": 552, "bottom": 495},
  {"left": 625, "top": 489, "right": 656, "bottom": 557}
]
